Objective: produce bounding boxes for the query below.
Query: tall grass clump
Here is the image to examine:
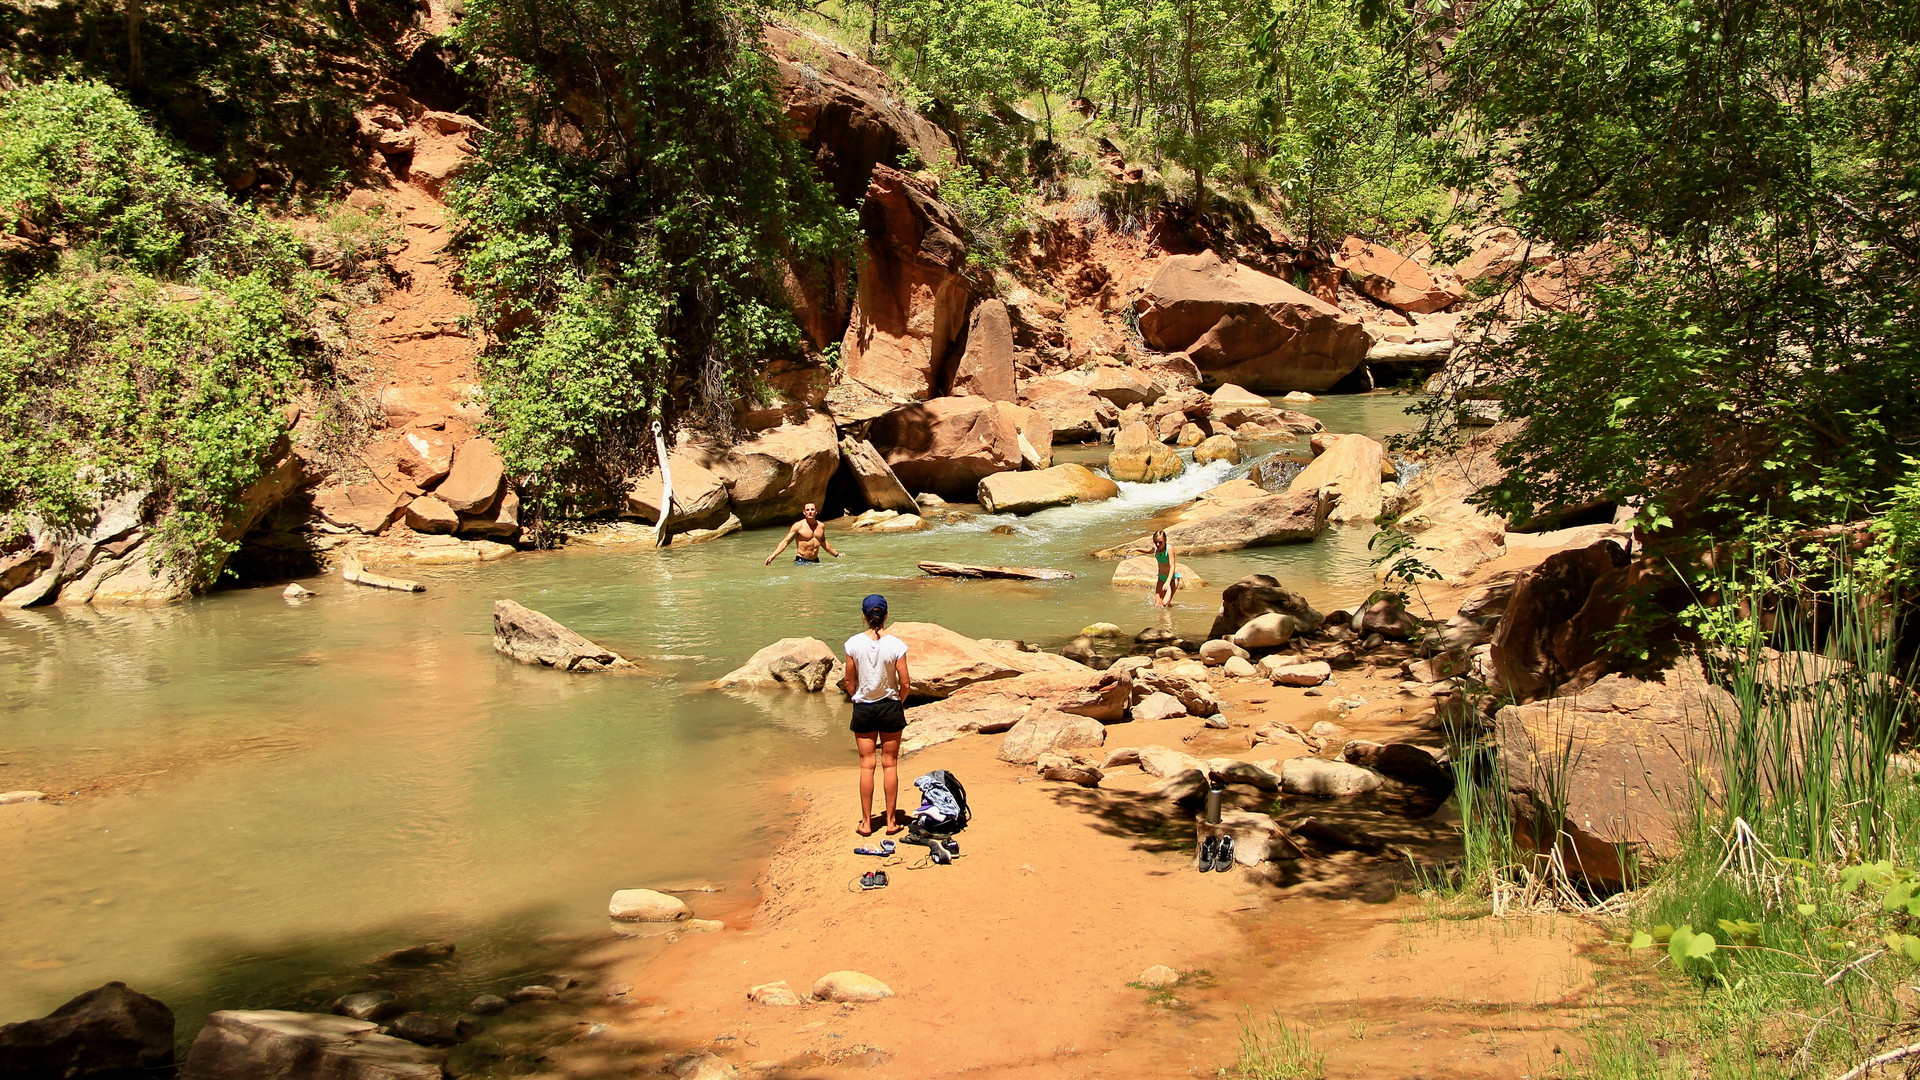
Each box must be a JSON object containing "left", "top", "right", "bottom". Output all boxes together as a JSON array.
[
  {"left": 1230, "top": 1011, "right": 1326, "bottom": 1080},
  {"left": 1562, "top": 493, "right": 1920, "bottom": 1078}
]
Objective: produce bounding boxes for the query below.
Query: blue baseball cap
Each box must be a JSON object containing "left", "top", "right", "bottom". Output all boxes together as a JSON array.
[{"left": 861, "top": 594, "right": 888, "bottom": 618}]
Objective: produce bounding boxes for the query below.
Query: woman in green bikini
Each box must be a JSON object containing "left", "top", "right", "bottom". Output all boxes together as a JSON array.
[{"left": 1151, "top": 530, "right": 1177, "bottom": 607}]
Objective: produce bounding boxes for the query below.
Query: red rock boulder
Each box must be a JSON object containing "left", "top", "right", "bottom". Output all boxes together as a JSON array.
[
  {"left": 867, "top": 397, "right": 1024, "bottom": 499},
  {"left": 1334, "top": 237, "right": 1464, "bottom": 314},
  {"left": 1134, "top": 251, "right": 1370, "bottom": 392},
  {"left": 838, "top": 166, "right": 974, "bottom": 402}
]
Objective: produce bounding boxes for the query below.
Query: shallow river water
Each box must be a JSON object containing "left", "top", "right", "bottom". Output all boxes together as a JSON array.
[{"left": 0, "top": 393, "right": 1423, "bottom": 1029}]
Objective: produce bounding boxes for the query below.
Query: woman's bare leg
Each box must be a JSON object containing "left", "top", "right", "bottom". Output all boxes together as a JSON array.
[
  {"left": 855, "top": 733, "right": 878, "bottom": 834},
  {"left": 880, "top": 731, "right": 903, "bottom": 833}
]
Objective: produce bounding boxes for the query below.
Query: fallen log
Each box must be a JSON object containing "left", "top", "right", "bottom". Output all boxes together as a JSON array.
[
  {"left": 340, "top": 555, "right": 424, "bottom": 592},
  {"left": 918, "top": 561, "right": 1075, "bottom": 581}
]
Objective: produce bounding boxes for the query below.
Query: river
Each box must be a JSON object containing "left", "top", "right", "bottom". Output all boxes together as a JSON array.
[{"left": 0, "top": 392, "right": 1423, "bottom": 1031}]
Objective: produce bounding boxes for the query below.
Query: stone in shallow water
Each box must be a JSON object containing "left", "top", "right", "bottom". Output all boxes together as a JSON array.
[
  {"left": 179, "top": 1010, "right": 442, "bottom": 1080},
  {"left": 0, "top": 981, "right": 174, "bottom": 1080},
  {"left": 608, "top": 888, "right": 689, "bottom": 922},
  {"left": 332, "top": 991, "right": 403, "bottom": 1021}
]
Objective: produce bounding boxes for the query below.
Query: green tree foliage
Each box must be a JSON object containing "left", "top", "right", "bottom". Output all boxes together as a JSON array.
[
  {"left": 1428, "top": 0, "right": 1920, "bottom": 536},
  {"left": 1249, "top": 0, "right": 1443, "bottom": 244},
  {"left": 0, "top": 80, "right": 359, "bottom": 583},
  {"left": 451, "top": 0, "right": 858, "bottom": 528},
  {"left": 0, "top": 0, "right": 434, "bottom": 189}
]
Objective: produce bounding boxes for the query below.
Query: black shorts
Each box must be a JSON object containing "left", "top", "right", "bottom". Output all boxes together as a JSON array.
[{"left": 850, "top": 698, "right": 907, "bottom": 734}]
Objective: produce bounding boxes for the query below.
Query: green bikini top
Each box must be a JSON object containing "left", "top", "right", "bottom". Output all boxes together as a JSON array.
[{"left": 1155, "top": 548, "right": 1171, "bottom": 565}]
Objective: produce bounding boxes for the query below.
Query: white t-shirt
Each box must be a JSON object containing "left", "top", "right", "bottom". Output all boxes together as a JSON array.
[{"left": 844, "top": 632, "right": 908, "bottom": 703}]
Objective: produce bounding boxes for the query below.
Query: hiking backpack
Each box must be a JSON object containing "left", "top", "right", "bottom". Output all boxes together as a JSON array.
[{"left": 913, "top": 769, "right": 972, "bottom": 835}]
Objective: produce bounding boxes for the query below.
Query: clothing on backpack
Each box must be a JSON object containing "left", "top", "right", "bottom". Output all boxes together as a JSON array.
[{"left": 910, "top": 770, "right": 970, "bottom": 835}]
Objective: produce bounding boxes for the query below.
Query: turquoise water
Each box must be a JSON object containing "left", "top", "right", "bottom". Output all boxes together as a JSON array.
[{"left": 0, "top": 391, "right": 1426, "bottom": 1028}]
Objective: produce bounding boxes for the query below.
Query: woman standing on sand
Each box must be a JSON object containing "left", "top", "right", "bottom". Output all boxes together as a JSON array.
[
  {"left": 842, "top": 594, "right": 911, "bottom": 836},
  {"left": 1152, "top": 531, "right": 1178, "bottom": 608}
]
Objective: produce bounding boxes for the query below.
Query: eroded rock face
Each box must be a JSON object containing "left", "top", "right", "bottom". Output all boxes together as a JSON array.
[
  {"left": 0, "top": 982, "right": 174, "bottom": 1080},
  {"left": 1334, "top": 236, "right": 1464, "bottom": 314},
  {"left": 839, "top": 166, "right": 973, "bottom": 401},
  {"left": 180, "top": 1011, "right": 443, "bottom": 1080},
  {"left": 977, "top": 463, "right": 1118, "bottom": 515},
  {"left": 1135, "top": 251, "right": 1370, "bottom": 391},
  {"left": 949, "top": 299, "right": 1016, "bottom": 401},
  {"left": 493, "top": 600, "right": 632, "bottom": 672},
  {"left": 1494, "top": 659, "right": 1732, "bottom": 886},
  {"left": 765, "top": 24, "right": 953, "bottom": 207},
  {"left": 715, "top": 414, "right": 841, "bottom": 527},
  {"left": 868, "top": 397, "right": 1023, "bottom": 499}
]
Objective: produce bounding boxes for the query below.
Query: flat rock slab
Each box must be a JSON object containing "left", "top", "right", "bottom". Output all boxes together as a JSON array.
[
  {"left": 919, "top": 562, "right": 1074, "bottom": 581},
  {"left": 493, "top": 600, "right": 632, "bottom": 672},
  {"left": 812, "top": 971, "right": 893, "bottom": 1003},
  {"left": 180, "top": 1010, "right": 443, "bottom": 1080}
]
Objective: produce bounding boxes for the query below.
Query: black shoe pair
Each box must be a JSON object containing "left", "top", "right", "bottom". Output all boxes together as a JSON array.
[
  {"left": 860, "top": 870, "right": 889, "bottom": 890},
  {"left": 1197, "top": 835, "right": 1236, "bottom": 872},
  {"left": 927, "top": 838, "right": 960, "bottom": 864}
]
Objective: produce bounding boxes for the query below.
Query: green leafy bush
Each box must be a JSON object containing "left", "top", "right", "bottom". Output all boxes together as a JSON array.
[{"left": 0, "top": 79, "right": 353, "bottom": 585}]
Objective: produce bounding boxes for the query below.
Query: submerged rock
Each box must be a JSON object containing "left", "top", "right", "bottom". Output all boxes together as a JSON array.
[
  {"left": 492, "top": 600, "right": 633, "bottom": 672},
  {"left": 608, "top": 889, "right": 690, "bottom": 922},
  {"left": 179, "top": 1011, "right": 442, "bottom": 1080}
]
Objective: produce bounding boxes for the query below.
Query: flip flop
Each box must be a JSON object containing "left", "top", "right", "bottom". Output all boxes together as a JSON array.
[
  {"left": 854, "top": 841, "right": 896, "bottom": 857},
  {"left": 1210, "top": 835, "right": 1236, "bottom": 872},
  {"left": 860, "top": 870, "right": 889, "bottom": 890}
]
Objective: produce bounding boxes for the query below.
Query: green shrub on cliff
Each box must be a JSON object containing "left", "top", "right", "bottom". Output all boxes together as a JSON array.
[
  {"left": 450, "top": 0, "right": 857, "bottom": 530},
  {"left": 0, "top": 79, "right": 349, "bottom": 584}
]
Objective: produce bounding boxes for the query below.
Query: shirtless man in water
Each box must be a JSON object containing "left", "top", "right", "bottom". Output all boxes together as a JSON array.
[{"left": 764, "top": 502, "right": 842, "bottom": 565}]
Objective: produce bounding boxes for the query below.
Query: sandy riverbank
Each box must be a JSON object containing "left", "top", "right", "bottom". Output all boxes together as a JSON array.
[{"left": 514, "top": 621, "right": 1611, "bottom": 1080}]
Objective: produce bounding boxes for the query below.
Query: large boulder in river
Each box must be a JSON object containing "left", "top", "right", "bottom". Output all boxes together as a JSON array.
[
  {"left": 180, "top": 1011, "right": 443, "bottom": 1080},
  {"left": 1102, "top": 491, "right": 1330, "bottom": 557},
  {"left": 868, "top": 397, "right": 1024, "bottom": 499},
  {"left": 715, "top": 413, "right": 840, "bottom": 526},
  {"left": 838, "top": 165, "right": 972, "bottom": 401},
  {"left": 1209, "top": 575, "right": 1325, "bottom": 641},
  {"left": 838, "top": 437, "right": 917, "bottom": 514},
  {"left": 493, "top": 600, "right": 633, "bottom": 672},
  {"left": 1134, "top": 251, "right": 1370, "bottom": 392},
  {"left": 1334, "top": 236, "right": 1463, "bottom": 314},
  {"left": 718, "top": 637, "right": 839, "bottom": 691},
  {"left": 978, "top": 463, "right": 1118, "bottom": 515},
  {"left": 949, "top": 299, "right": 1016, "bottom": 401},
  {"left": 1288, "top": 433, "right": 1386, "bottom": 524},
  {"left": 0, "top": 982, "right": 174, "bottom": 1080},
  {"left": 1494, "top": 658, "right": 1733, "bottom": 886},
  {"left": 1107, "top": 422, "right": 1182, "bottom": 483},
  {"left": 904, "top": 667, "right": 1134, "bottom": 750},
  {"left": 888, "top": 621, "right": 1085, "bottom": 698},
  {"left": 626, "top": 453, "right": 733, "bottom": 530},
  {"left": 1111, "top": 556, "right": 1205, "bottom": 589}
]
